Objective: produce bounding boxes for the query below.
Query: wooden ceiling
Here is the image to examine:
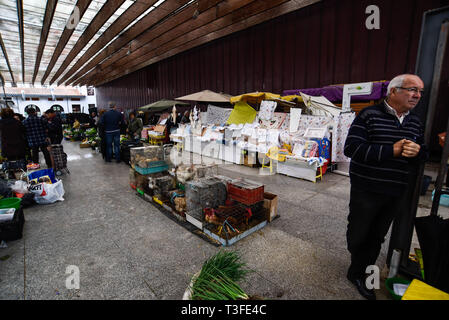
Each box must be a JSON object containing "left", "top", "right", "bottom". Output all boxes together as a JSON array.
[{"left": 0, "top": 0, "right": 319, "bottom": 88}]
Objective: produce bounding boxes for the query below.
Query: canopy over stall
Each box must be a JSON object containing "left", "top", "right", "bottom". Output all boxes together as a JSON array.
[
  {"left": 138, "top": 99, "right": 190, "bottom": 112},
  {"left": 176, "top": 90, "right": 232, "bottom": 103}
]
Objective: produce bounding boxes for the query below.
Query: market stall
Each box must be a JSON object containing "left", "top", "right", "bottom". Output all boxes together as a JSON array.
[
  {"left": 127, "top": 144, "right": 277, "bottom": 246},
  {"left": 138, "top": 99, "right": 190, "bottom": 145},
  {"left": 170, "top": 90, "right": 348, "bottom": 182}
]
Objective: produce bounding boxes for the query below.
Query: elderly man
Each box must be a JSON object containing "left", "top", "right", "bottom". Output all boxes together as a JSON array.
[{"left": 343, "top": 74, "right": 427, "bottom": 300}]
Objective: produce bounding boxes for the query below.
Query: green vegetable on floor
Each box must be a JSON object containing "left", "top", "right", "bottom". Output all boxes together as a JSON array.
[
  {"left": 191, "top": 268, "right": 249, "bottom": 300},
  {"left": 189, "top": 250, "right": 252, "bottom": 300}
]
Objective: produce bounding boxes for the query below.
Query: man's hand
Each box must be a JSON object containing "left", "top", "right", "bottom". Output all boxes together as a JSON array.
[
  {"left": 402, "top": 140, "right": 421, "bottom": 158},
  {"left": 393, "top": 139, "right": 406, "bottom": 157}
]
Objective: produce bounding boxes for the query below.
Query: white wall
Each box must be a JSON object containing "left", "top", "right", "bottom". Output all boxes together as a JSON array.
[{"left": 12, "top": 92, "right": 96, "bottom": 115}]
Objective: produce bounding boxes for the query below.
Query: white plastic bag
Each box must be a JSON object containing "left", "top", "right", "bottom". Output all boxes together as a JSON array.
[
  {"left": 9, "top": 180, "right": 29, "bottom": 194},
  {"left": 28, "top": 180, "right": 65, "bottom": 204}
]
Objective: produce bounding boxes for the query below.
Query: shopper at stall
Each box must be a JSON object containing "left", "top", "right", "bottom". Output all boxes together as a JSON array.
[
  {"left": 127, "top": 111, "right": 143, "bottom": 141},
  {"left": 45, "top": 109, "right": 63, "bottom": 144},
  {"left": 97, "top": 109, "right": 106, "bottom": 160},
  {"left": 343, "top": 74, "right": 427, "bottom": 300},
  {"left": 180, "top": 110, "right": 190, "bottom": 124},
  {"left": 22, "top": 107, "right": 52, "bottom": 168},
  {"left": 0, "top": 108, "right": 27, "bottom": 162},
  {"left": 98, "top": 102, "right": 123, "bottom": 163},
  {"left": 90, "top": 111, "right": 98, "bottom": 127}
]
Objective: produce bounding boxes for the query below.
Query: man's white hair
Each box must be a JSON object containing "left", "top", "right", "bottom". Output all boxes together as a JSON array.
[{"left": 387, "top": 75, "right": 406, "bottom": 97}]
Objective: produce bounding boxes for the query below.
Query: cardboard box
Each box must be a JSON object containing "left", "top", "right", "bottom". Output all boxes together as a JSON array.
[
  {"left": 154, "top": 125, "right": 166, "bottom": 133},
  {"left": 263, "top": 192, "right": 278, "bottom": 222}
]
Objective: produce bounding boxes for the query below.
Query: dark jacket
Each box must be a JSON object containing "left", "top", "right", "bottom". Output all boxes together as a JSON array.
[
  {"left": 47, "top": 115, "right": 63, "bottom": 144},
  {"left": 99, "top": 109, "right": 123, "bottom": 133},
  {"left": 128, "top": 118, "right": 143, "bottom": 137},
  {"left": 0, "top": 118, "right": 27, "bottom": 159},
  {"left": 344, "top": 102, "right": 428, "bottom": 196}
]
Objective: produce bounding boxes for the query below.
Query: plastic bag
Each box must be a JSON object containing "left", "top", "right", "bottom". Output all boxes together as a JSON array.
[
  {"left": 28, "top": 180, "right": 65, "bottom": 204},
  {"left": 9, "top": 180, "right": 29, "bottom": 194}
]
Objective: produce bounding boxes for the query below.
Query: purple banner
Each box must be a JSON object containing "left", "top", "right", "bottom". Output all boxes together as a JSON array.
[{"left": 283, "top": 82, "right": 390, "bottom": 102}]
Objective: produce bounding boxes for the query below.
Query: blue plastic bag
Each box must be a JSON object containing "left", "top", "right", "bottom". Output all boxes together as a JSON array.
[{"left": 28, "top": 168, "right": 57, "bottom": 184}]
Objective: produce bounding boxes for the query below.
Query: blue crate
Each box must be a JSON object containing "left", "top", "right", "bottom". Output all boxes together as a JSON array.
[
  {"left": 432, "top": 190, "right": 449, "bottom": 207},
  {"left": 134, "top": 164, "right": 168, "bottom": 175}
]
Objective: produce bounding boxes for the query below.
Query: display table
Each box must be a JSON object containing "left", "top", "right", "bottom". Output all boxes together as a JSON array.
[
  {"left": 277, "top": 157, "right": 320, "bottom": 183},
  {"left": 183, "top": 135, "right": 244, "bottom": 164}
]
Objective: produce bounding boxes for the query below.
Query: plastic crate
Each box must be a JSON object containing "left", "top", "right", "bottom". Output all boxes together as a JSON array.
[
  {"left": 227, "top": 179, "right": 264, "bottom": 206},
  {"left": 134, "top": 164, "right": 168, "bottom": 175},
  {"left": 0, "top": 197, "right": 22, "bottom": 210},
  {"left": 0, "top": 206, "right": 25, "bottom": 241}
]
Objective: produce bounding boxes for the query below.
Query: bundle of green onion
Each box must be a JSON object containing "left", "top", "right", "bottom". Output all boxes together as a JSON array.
[{"left": 190, "top": 251, "right": 252, "bottom": 300}]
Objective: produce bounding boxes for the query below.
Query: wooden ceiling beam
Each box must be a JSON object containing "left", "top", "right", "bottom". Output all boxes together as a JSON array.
[
  {"left": 40, "top": 0, "right": 93, "bottom": 85},
  {"left": 87, "top": 0, "right": 297, "bottom": 87},
  {"left": 32, "top": 0, "right": 58, "bottom": 85},
  {"left": 49, "top": 0, "right": 127, "bottom": 85},
  {"left": 76, "top": 0, "right": 247, "bottom": 85},
  {"left": 65, "top": 0, "right": 191, "bottom": 86},
  {"left": 16, "top": 0, "right": 24, "bottom": 83},
  {"left": 0, "top": 33, "right": 16, "bottom": 86},
  {"left": 91, "top": 0, "right": 319, "bottom": 87},
  {"left": 58, "top": 0, "right": 158, "bottom": 86}
]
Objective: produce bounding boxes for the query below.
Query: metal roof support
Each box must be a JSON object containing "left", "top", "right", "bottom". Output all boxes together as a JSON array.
[
  {"left": 49, "top": 0, "right": 127, "bottom": 85},
  {"left": 58, "top": 0, "right": 159, "bottom": 85},
  {"left": 0, "top": 33, "right": 16, "bottom": 87},
  {"left": 16, "top": 0, "right": 24, "bottom": 83},
  {"left": 40, "top": 0, "right": 93, "bottom": 85}
]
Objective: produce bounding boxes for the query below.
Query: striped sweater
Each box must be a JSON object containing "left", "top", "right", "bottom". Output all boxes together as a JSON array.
[{"left": 344, "top": 102, "right": 427, "bottom": 196}]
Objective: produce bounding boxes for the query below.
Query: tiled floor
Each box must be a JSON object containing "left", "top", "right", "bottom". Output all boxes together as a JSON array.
[{"left": 1, "top": 140, "right": 445, "bottom": 300}]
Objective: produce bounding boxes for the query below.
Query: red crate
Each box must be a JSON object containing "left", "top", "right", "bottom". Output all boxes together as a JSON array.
[{"left": 227, "top": 181, "right": 264, "bottom": 206}]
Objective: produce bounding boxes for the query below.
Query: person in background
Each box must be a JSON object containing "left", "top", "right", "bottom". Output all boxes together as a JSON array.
[
  {"left": 98, "top": 102, "right": 123, "bottom": 163},
  {"left": 97, "top": 109, "right": 106, "bottom": 160},
  {"left": 180, "top": 110, "right": 191, "bottom": 124},
  {"left": 14, "top": 113, "right": 25, "bottom": 122},
  {"left": 0, "top": 108, "right": 27, "bottom": 164},
  {"left": 22, "top": 107, "right": 52, "bottom": 168},
  {"left": 45, "top": 109, "right": 63, "bottom": 145},
  {"left": 343, "top": 74, "right": 427, "bottom": 300},
  {"left": 127, "top": 111, "right": 143, "bottom": 142},
  {"left": 149, "top": 113, "right": 158, "bottom": 125},
  {"left": 90, "top": 111, "right": 98, "bottom": 128},
  {"left": 73, "top": 118, "right": 80, "bottom": 129},
  {"left": 13, "top": 113, "right": 31, "bottom": 161}
]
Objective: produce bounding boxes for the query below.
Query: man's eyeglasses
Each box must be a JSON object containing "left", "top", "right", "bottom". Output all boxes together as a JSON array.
[{"left": 396, "top": 87, "right": 425, "bottom": 94}]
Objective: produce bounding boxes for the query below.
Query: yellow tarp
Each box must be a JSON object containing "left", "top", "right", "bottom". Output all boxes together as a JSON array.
[
  {"left": 230, "top": 92, "right": 281, "bottom": 105},
  {"left": 226, "top": 101, "right": 257, "bottom": 125},
  {"left": 280, "top": 95, "right": 304, "bottom": 103},
  {"left": 402, "top": 279, "right": 449, "bottom": 300}
]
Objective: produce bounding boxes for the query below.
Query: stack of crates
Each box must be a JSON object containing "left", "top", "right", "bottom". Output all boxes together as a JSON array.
[
  {"left": 130, "top": 146, "right": 168, "bottom": 174},
  {"left": 227, "top": 178, "right": 265, "bottom": 217}
]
